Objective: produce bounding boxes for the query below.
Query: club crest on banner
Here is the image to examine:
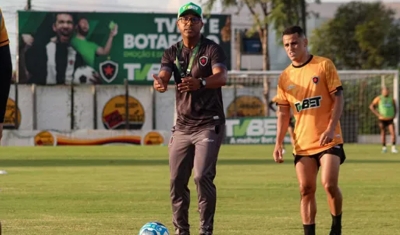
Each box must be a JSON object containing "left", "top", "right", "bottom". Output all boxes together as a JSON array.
[{"left": 99, "top": 60, "right": 119, "bottom": 83}]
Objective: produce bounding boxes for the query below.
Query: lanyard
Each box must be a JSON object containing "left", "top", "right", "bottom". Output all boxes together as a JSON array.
[{"left": 175, "top": 41, "right": 200, "bottom": 77}]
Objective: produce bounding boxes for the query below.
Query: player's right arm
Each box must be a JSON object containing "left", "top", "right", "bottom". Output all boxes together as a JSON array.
[
  {"left": 369, "top": 96, "right": 381, "bottom": 118},
  {"left": 0, "top": 9, "right": 12, "bottom": 135},
  {"left": 275, "top": 75, "right": 291, "bottom": 147},
  {"left": 276, "top": 105, "right": 291, "bottom": 143},
  {"left": 153, "top": 48, "right": 173, "bottom": 93},
  {"left": 273, "top": 75, "right": 291, "bottom": 163}
]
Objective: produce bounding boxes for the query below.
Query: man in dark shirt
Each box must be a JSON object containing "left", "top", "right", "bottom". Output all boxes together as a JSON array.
[{"left": 153, "top": 2, "right": 227, "bottom": 235}]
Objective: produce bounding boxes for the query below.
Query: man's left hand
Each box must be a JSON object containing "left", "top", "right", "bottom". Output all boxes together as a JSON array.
[
  {"left": 319, "top": 128, "right": 335, "bottom": 146},
  {"left": 177, "top": 77, "right": 201, "bottom": 93},
  {"left": 110, "top": 24, "right": 118, "bottom": 37}
]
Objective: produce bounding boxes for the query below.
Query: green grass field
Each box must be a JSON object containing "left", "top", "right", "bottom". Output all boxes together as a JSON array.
[{"left": 0, "top": 144, "right": 399, "bottom": 235}]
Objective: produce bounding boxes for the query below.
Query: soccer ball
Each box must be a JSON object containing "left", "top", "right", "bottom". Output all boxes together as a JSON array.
[
  {"left": 73, "top": 66, "right": 98, "bottom": 84},
  {"left": 138, "top": 222, "right": 169, "bottom": 235}
]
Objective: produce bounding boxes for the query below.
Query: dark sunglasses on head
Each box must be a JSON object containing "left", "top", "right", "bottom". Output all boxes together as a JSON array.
[{"left": 178, "top": 16, "right": 202, "bottom": 24}]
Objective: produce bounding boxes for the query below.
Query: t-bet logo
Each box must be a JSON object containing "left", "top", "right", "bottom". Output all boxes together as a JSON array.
[{"left": 295, "top": 96, "right": 322, "bottom": 112}]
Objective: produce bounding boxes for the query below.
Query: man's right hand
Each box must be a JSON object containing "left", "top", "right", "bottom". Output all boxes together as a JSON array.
[
  {"left": 110, "top": 24, "right": 118, "bottom": 37},
  {"left": 273, "top": 144, "right": 284, "bottom": 163},
  {"left": 153, "top": 74, "right": 167, "bottom": 93}
]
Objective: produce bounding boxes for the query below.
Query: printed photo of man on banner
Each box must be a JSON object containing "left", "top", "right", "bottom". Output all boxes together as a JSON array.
[
  {"left": 17, "top": 11, "right": 231, "bottom": 86},
  {"left": 18, "top": 12, "right": 118, "bottom": 85}
]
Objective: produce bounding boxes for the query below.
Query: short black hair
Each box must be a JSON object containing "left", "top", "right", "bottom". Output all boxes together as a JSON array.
[
  {"left": 282, "top": 26, "right": 305, "bottom": 37},
  {"left": 53, "top": 12, "right": 75, "bottom": 24},
  {"left": 76, "top": 15, "right": 88, "bottom": 24}
]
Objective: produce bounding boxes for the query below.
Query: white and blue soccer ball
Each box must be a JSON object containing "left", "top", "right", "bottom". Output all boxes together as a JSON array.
[{"left": 138, "top": 221, "right": 169, "bottom": 235}]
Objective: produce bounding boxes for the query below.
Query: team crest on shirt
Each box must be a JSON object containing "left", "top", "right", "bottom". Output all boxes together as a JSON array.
[
  {"left": 99, "top": 60, "right": 119, "bottom": 83},
  {"left": 312, "top": 76, "right": 319, "bottom": 84},
  {"left": 199, "top": 56, "right": 208, "bottom": 66}
]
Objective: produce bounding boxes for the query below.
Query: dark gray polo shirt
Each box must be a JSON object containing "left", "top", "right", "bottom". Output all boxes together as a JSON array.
[{"left": 160, "top": 35, "right": 227, "bottom": 132}]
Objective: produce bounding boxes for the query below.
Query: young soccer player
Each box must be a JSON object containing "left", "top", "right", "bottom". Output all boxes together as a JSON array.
[
  {"left": 273, "top": 26, "right": 345, "bottom": 235},
  {"left": 369, "top": 87, "right": 398, "bottom": 153}
]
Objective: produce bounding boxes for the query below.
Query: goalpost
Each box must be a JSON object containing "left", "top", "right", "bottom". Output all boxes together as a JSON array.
[{"left": 227, "top": 70, "right": 399, "bottom": 144}]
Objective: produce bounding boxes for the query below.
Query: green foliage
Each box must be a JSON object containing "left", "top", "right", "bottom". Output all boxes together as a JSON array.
[
  {"left": 310, "top": 1, "right": 400, "bottom": 70},
  {"left": 200, "top": 0, "right": 317, "bottom": 43},
  {"left": 310, "top": 2, "right": 400, "bottom": 136},
  {"left": 341, "top": 78, "right": 384, "bottom": 135}
]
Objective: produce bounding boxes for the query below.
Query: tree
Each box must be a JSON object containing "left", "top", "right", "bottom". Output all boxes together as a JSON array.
[
  {"left": 201, "top": 0, "right": 319, "bottom": 115},
  {"left": 310, "top": 1, "right": 400, "bottom": 70},
  {"left": 202, "top": 0, "right": 315, "bottom": 71},
  {"left": 310, "top": 2, "right": 400, "bottom": 138}
]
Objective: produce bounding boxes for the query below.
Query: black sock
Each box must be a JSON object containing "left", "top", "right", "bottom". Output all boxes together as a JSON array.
[
  {"left": 331, "top": 213, "right": 342, "bottom": 230},
  {"left": 383, "top": 143, "right": 386, "bottom": 146},
  {"left": 303, "top": 224, "right": 315, "bottom": 235},
  {"left": 393, "top": 142, "right": 396, "bottom": 145}
]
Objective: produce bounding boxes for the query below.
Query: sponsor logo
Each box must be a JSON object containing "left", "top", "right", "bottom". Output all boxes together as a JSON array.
[
  {"left": 102, "top": 95, "right": 145, "bottom": 130},
  {"left": 4, "top": 98, "right": 21, "bottom": 129},
  {"left": 199, "top": 56, "right": 208, "bottom": 66},
  {"left": 226, "top": 95, "right": 265, "bottom": 117}
]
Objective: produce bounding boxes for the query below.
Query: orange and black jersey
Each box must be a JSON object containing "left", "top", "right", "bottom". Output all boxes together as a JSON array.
[
  {"left": 276, "top": 55, "right": 343, "bottom": 155},
  {"left": 270, "top": 95, "right": 295, "bottom": 126}
]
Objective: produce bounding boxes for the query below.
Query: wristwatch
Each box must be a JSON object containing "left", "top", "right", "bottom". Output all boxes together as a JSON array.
[{"left": 199, "top": 78, "right": 206, "bottom": 88}]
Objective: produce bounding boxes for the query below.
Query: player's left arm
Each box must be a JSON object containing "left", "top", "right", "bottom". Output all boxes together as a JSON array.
[
  {"left": 393, "top": 98, "right": 397, "bottom": 117},
  {"left": 325, "top": 60, "right": 344, "bottom": 132},
  {"left": 0, "top": 10, "right": 12, "bottom": 127},
  {"left": 96, "top": 24, "right": 117, "bottom": 56},
  {"left": 96, "top": 39, "right": 113, "bottom": 55},
  {"left": 201, "top": 45, "right": 227, "bottom": 88}
]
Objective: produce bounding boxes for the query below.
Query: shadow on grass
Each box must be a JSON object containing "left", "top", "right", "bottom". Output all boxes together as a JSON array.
[{"left": 0, "top": 159, "right": 399, "bottom": 167}]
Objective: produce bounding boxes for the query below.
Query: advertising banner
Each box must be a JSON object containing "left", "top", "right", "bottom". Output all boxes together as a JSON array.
[
  {"left": 225, "top": 117, "right": 291, "bottom": 145},
  {"left": 17, "top": 11, "right": 231, "bottom": 85}
]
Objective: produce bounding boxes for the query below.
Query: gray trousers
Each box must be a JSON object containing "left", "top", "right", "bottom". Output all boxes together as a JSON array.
[{"left": 168, "top": 125, "right": 225, "bottom": 234}]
